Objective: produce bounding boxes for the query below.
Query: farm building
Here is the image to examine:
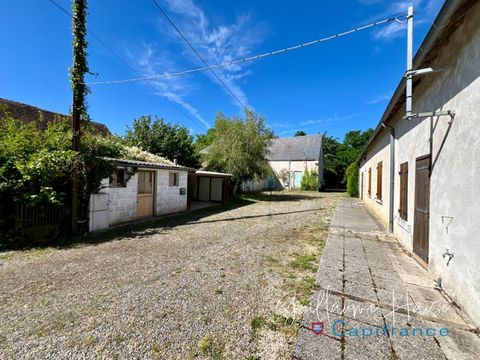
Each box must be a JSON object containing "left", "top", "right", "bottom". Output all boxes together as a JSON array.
[
  {"left": 358, "top": 0, "right": 480, "bottom": 326},
  {"left": 243, "top": 134, "right": 324, "bottom": 191},
  {"left": 89, "top": 157, "right": 192, "bottom": 231}
]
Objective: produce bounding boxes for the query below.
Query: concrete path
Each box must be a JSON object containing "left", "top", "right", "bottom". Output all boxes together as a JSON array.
[{"left": 293, "top": 198, "right": 480, "bottom": 360}]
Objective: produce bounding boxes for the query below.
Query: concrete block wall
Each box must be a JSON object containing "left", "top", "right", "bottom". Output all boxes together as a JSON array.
[
  {"left": 156, "top": 169, "right": 188, "bottom": 215},
  {"left": 105, "top": 173, "right": 138, "bottom": 225}
]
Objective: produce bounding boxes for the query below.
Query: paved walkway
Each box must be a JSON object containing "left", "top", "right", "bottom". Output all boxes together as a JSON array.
[{"left": 293, "top": 198, "right": 480, "bottom": 360}]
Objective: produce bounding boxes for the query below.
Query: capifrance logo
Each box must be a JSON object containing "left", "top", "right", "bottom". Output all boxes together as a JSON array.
[{"left": 310, "top": 319, "right": 450, "bottom": 338}]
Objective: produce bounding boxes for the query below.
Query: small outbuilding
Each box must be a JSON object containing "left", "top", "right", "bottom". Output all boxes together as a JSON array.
[
  {"left": 89, "top": 158, "right": 192, "bottom": 231},
  {"left": 188, "top": 170, "right": 232, "bottom": 205}
]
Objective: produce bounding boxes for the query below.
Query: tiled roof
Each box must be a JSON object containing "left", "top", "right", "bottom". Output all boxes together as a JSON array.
[
  {"left": 266, "top": 135, "right": 322, "bottom": 161},
  {"left": 0, "top": 97, "right": 110, "bottom": 136}
]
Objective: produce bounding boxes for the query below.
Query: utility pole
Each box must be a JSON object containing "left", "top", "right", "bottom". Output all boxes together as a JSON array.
[{"left": 70, "top": 0, "right": 89, "bottom": 234}]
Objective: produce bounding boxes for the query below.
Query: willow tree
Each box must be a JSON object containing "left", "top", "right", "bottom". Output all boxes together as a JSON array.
[{"left": 204, "top": 109, "right": 274, "bottom": 193}]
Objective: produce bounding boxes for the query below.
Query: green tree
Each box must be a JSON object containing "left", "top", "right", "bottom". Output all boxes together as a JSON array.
[
  {"left": 346, "top": 162, "right": 359, "bottom": 197},
  {"left": 322, "top": 129, "right": 373, "bottom": 189},
  {"left": 294, "top": 130, "right": 307, "bottom": 137},
  {"left": 124, "top": 115, "right": 199, "bottom": 168},
  {"left": 194, "top": 127, "right": 217, "bottom": 153},
  {"left": 204, "top": 110, "right": 274, "bottom": 193}
]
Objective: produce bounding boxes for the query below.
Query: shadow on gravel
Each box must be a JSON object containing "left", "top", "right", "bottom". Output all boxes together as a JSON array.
[
  {"left": 188, "top": 207, "right": 325, "bottom": 225},
  {"left": 0, "top": 192, "right": 327, "bottom": 252},
  {"left": 1, "top": 196, "right": 255, "bottom": 251}
]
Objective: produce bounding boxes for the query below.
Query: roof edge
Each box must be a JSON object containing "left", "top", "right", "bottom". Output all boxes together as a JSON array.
[{"left": 357, "top": 0, "right": 466, "bottom": 163}]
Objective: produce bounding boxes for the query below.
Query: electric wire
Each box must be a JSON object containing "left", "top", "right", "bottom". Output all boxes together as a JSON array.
[
  {"left": 150, "top": 0, "right": 247, "bottom": 109},
  {"left": 46, "top": 0, "right": 206, "bottom": 129},
  {"left": 86, "top": 13, "right": 408, "bottom": 86}
]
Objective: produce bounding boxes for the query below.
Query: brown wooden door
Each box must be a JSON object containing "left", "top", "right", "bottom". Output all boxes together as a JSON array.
[
  {"left": 413, "top": 156, "right": 430, "bottom": 264},
  {"left": 137, "top": 171, "right": 155, "bottom": 218}
]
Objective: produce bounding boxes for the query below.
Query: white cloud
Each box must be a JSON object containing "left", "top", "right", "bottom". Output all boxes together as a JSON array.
[
  {"left": 367, "top": 93, "right": 391, "bottom": 104},
  {"left": 127, "top": 0, "right": 266, "bottom": 129},
  {"left": 158, "top": 0, "right": 267, "bottom": 109},
  {"left": 372, "top": 0, "right": 443, "bottom": 41},
  {"left": 129, "top": 43, "right": 211, "bottom": 129}
]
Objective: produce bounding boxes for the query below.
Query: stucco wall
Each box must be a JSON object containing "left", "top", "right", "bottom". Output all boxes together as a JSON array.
[
  {"left": 359, "top": 2, "right": 480, "bottom": 326},
  {"left": 359, "top": 133, "right": 390, "bottom": 228},
  {"left": 156, "top": 169, "right": 188, "bottom": 215},
  {"left": 270, "top": 160, "right": 319, "bottom": 189}
]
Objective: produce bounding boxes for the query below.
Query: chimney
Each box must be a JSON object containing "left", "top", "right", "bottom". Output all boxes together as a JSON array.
[{"left": 173, "top": 158, "right": 178, "bottom": 165}]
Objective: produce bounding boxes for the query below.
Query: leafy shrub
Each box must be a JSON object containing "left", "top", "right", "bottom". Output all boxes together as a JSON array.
[
  {"left": 300, "top": 169, "right": 319, "bottom": 191},
  {"left": 0, "top": 113, "right": 121, "bottom": 240},
  {"left": 346, "top": 162, "right": 359, "bottom": 197}
]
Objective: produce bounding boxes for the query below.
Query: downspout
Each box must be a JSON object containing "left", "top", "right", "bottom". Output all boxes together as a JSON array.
[{"left": 382, "top": 123, "right": 395, "bottom": 233}]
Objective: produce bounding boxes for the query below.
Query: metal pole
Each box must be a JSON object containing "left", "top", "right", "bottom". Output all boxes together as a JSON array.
[{"left": 406, "top": 6, "right": 414, "bottom": 120}]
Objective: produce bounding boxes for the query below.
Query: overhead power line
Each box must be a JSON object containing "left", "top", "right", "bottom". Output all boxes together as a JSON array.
[
  {"left": 86, "top": 13, "right": 408, "bottom": 86},
  {"left": 46, "top": 0, "right": 207, "bottom": 129},
  {"left": 150, "top": 0, "right": 247, "bottom": 109}
]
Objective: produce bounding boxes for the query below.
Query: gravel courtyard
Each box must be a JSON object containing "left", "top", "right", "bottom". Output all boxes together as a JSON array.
[{"left": 0, "top": 192, "right": 341, "bottom": 359}]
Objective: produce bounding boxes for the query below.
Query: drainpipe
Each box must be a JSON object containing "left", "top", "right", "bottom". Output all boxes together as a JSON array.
[{"left": 382, "top": 123, "right": 395, "bottom": 233}]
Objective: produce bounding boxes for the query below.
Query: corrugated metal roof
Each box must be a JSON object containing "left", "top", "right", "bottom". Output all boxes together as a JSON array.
[
  {"left": 266, "top": 135, "right": 322, "bottom": 161},
  {"left": 103, "top": 157, "right": 193, "bottom": 171},
  {"left": 195, "top": 170, "right": 232, "bottom": 177}
]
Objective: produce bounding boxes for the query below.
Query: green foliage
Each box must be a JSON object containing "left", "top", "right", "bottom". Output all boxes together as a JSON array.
[
  {"left": 124, "top": 115, "right": 199, "bottom": 167},
  {"left": 322, "top": 129, "right": 373, "bottom": 189},
  {"left": 194, "top": 127, "right": 217, "bottom": 153},
  {"left": 0, "top": 113, "right": 121, "bottom": 236},
  {"left": 300, "top": 169, "right": 319, "bottom": 191},
  {"left": 294, "top": 130, "right": 307, "bottom": 137},
  {"left": 70, "top": 0, "right": 90, "bottom": 121},
  {"left": 203, "top": 109, "right": 274, "bottom": 191},
  {"left": 346, "top": 162, "right": 359, "bottom": 197}
]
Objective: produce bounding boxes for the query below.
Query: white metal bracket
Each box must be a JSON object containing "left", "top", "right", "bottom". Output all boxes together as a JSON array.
[
  {"left": 404, "top": 110, "right": 455, "bottom": 121},
  {"left": 404, "top": 64, "right": 454, "bottom": 78}
]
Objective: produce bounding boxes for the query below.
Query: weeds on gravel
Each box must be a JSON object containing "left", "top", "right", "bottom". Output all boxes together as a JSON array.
[
  {"left": 290, "top": 253, "right": 317, "bottom": 271},
  {"left": 151, "top": 342, "right": 163, "bottom": 355},
  {"left": 267, "top": 314, "right": 300, "bottom": 338},
  {"left": 197, "top": 336, "right": 224, "bottom": 359},
  {"left": 251, "top": 316, "right": 264, "bottom": 338}
]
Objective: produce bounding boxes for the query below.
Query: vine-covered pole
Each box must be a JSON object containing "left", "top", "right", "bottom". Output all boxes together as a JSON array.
[{"left": 70, "top": 0, "right": 90, "bottom": 234}]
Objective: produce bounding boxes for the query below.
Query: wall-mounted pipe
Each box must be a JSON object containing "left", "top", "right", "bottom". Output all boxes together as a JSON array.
[
  {"left": 382, "top": 122, "right": 395, "bottom": 233},
  {"left": 406, "top": 6, "right": 414, "bottom": 120}
]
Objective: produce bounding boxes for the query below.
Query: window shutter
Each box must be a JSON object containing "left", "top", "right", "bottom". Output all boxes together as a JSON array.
[
  {"left": 399, "top": 162, "right": 408, "bottom": 220},
  {"left": 376, "top": 162, "right": 383, "bottom": 200},
  {"left": 368, "top": 168, "right": 372, "bottom": 195}
]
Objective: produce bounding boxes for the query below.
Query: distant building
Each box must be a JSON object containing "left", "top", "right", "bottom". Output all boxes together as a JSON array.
[
  {"left": 243, "top": 134, "right": 324, "bottom": 191},
  {"left": 357, "top": 0, "right": 480, "bottom": 326},
  {"left": 0, "top": 97, "right": 110, "bottom": 135}
]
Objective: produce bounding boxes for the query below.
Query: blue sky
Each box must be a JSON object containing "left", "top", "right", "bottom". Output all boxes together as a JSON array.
[{"left": 0, "top": 0, "right": 443, "bottom": 141}]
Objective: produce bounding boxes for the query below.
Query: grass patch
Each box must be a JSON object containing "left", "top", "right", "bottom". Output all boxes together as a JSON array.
[
  {"left": 267, "top": 314, "right": 300, "bottom": 338},
  {"left": 265, "top": 255, "right": 280, "bottom": 265},
  {"left": 151, "top": 342, "right": 163, "bottom": 354},
  {"left": 290, "top": 253, "right": 317, "bottom": 272},
  {"left": 197, "top": 336, "right": 224, "bottom": 359},
  {"left": 251, "top": 316, "right": 264, "bottom": 338},
  {"left": 0, "top": 253, "right": 14, "bottom": 261},
  {"left": 82, "top": 335, "right": 97, "bottom": 347}
]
